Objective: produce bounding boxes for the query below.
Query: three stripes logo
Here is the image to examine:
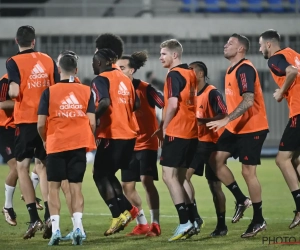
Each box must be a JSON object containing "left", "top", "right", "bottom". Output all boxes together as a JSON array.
[
  {"left": 118, "top": 82, "right": 130, "bottom": 96},
  {"left": 29, "top": 61, "right": 48, "bottom": 79},
  {"left": 60, "top": 92, "right": 83, "bottom": 110}
]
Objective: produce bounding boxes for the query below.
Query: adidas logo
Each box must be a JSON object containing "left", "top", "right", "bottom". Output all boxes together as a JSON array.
[
  {"left": 51, "top": 219, "right": 55, "bottom": 222},
  {"left": 232, "top": 185, "right": 237, "bottom": 189},
  {"left": 138, "top": 213, "right": 144, "bottom": 217},
  {"left": 228, "top": 83, "right": 231, "bottom": 86},
  {"left": 30, "top": 61, "right": 48, "bottom": 79},
  {"left": 296, "top": 194, "right": 300, "bottom": 198},
  {"left": 178, "top": 206, "right": 184, "bottom": 210},
  {"left": 117, "top": 198, "right": 121, "bottom": 201},
  {"left": 118, "top": 82, "right": 130, "bottom": 96},
  {"left": 60, "top": 92, "right": 83, "bottom": 110},
  {"left": 200, "top": 105, "right": 203, "bottom": 109},
  {"left": 108, "top": 204, "right": 113, "bottom": 208}
]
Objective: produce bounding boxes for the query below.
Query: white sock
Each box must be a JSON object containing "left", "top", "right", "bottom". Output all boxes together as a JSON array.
[
  {"left": 150, "top": 209, "right": 159, "bottom": 224},
  {"left": 71, "top": 217, "right": 75, "bottom": 230},
  {"left": 4, "top": 184, "right": 15, "bottom": 208},
  {"left": 135, "top": 209, "right": 148, "bottom": 225},
  {"left": 73, "top": 212, "right": 84, "bottom": 233},
  {"left": 31, "top": 172, "right": 39, "bottom": 190},
  {"left": 51, "top": 215, "right": 60, "bottom": 233}
]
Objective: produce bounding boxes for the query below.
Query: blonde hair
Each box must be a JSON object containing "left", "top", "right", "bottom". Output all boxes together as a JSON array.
[{"left": 160, "top": 39, "right": 183, "bottom": 58}]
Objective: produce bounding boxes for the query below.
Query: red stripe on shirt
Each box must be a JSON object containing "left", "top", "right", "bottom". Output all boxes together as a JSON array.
[
  {"left": 216, "top": 96, "right": 227, "bottom": 113},
  {"left": 167, "top": 77, "right": 172, "bottom": 98},
  {"left": 240, "top": 73, "right": 248, "bottom": 93},
  {"left": 272, "top": 64, "right": 285, "bottom": 75},
  {"left": 149, "top": 89, "right": 164, "bottom": 108}
]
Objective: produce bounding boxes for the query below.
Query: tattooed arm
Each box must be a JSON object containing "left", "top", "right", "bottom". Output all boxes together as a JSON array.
[{"left": 228, "top": 92, "right": 254, "bottom": 121}]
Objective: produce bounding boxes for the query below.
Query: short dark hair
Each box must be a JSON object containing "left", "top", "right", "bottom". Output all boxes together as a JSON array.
[
  {"left": 95, "top": 49, "right": 118, "bottom": 66},
  {"left": 121, "top": 50, "right": 148, "bottom": 73},
  {"left": 231, "top": 33, "right": 250, "bottom": 52},
  {"left": 95, "top": 33, "right": 124, "bottom": 59},
  {"left": 189, "top": 61, "right": 208, "bottom": 77},
  {"left": 260, "top": 29, "right": 281, "bottom": 43},
  {"left": 16, "top": 25, "right": 35, "bottom": 47},
  {"left": 59, "top": 54, "right": 77, "bottom": 73}
]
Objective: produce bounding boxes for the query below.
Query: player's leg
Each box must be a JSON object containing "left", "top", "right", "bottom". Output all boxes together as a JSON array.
[
  {"left": 275, "top": 119, "right": 300, "bottom": 229},
  {"left": 209, "top": 130, "right": 251, "bottom": 223},
  {"left": 35, "top": 143, "right": 51, "bottom": 239},
  {"left": 67, "top": 148, "right": 87, "bottom": 245},
  {"left": 93, "top": 139, "right": 127, "bottom": 236},
  {"left": 20, "top": 160, "right": 43, "bottom": 210},
  {"left": 32, "top": 159, "right": 43, "bottom": 210},
  {"left": 121, "top": 152, "right": 147, "bottom": 235},
  {"left": 184, "top": 142, "right": 206, "bottom": 233},
  {"left": 206, "top": 163, "right": 227, "bottom": 237},
  {"left": 160, "top": 136, "right": 194, "bottom": 241},
  {"left": 3, "top": 157, "right": 18, "bottom": 226},
  {"left": 1, "top": 127, "right": 18, "bottom": 226},
  {"left": 15, "top": 124, "right": 43, "bottom": 239},
  {"left": 45, "top": 152, "right": 65, "bottom": 246},
  {"left": 238, "top": 133, "right": 267, "bottom": 238}
]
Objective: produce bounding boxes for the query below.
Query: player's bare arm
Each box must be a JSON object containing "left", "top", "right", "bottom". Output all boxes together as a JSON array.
[
  {"left": 8, "top": 82, "right": 19, "bottom": 99},
  {"left": 274, "top": 65, "right": 298, "bottom": 102},
  {"left": 228, "top": 92, "right": 254, "bottom": 121},
  {"left": 95, "top": 98, "right": 110, "bottom": 120},
  {"left": 37, "top": 115, "right": 47, "bottom": 142},
  {"left": 206, "top": 92, "right": 254, "bottom": 131},
  {"left": 87, "top": 112, "right": 96, "bottom": 133},
  {"left": 0, "top": 100, "right": 14, "bottom": 110},
  {"left": 162, "top": 97, "right": 178, "bottom": 133},
  {"left": 197, "top": 113, "right": 227, "bottom": 124}
]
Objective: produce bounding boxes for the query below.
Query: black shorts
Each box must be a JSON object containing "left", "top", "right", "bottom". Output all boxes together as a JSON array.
[
  {"left": 279, "top": 115, "right": 300, "bottom": 151},
  {"left": 0, "top": 126, "right": 15, "bottom": 162},
  {"left": 46, "top": 148, "right": 86, "bottom": 183},
  {"left": 160, "top": 136, "right": 198, "bottom": 168},
  {"left": 14, "top": 123, "right": 46, "bottom": 162},
  {"left": 93, "top": 138, "right": 136, "bottom": 179},
  {"left": 217, "top": 129, "right": 268, "bottom": 165},
  {"left": 189, "top": 141, "right": 219, "bottom": 182},
  {"left": 121, "top": 150, "right": 158, "bottom": 182}
]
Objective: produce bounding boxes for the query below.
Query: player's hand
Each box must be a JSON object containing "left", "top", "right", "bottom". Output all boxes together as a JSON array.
[
  {"left": 151, "top": 128, "right": 164, "bottom": 147},
  {"left": 273, "top": 88, "right": 284, "bottom": 102},
  {"left": 207, "top": 117, "right": 229, "bottom": 132}
]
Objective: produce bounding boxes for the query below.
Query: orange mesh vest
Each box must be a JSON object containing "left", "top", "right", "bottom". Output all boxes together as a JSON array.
[
  {"left": 196, "top": 85, "right": 224, "bottom": 143},
  {"left": 269, "top": 48, "right": 300, "bottom": 118},
  {"left": 225, "top": 60, "right": 269, "bottom": 134},
  {"left": 0, "top": 74, "right": 14, "bottom": 128},
  {"left": 163, "top": 67, "right": 198, "bottom": 139},
  {"left": 46, "top": 83, "right": 96, "bottom": 154},
  {"left": 96, "top": 70, "right": 137, "bottom": 139},
  {"left": 134, "top": 80, "right": 158, "bottom": 151},
  {"left": 10, "top": 52, "right": 55, "bottom": 124}
]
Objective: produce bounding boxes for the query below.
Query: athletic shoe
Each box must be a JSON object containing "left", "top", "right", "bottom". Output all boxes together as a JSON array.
[
  {"left": 104, "top": 214, "right": 127, "bottom": 236},
  {"left": 2, "top": 207, "right": 17, "bottom": 226},
  {"left": 43, "top": 218, "right": 52, "bottom": 239},
  {"left": 168, "top": 221, "right": 193, "bottom": 241},
  {"left": 194, "top": 217, "right": 204, "bottom": 233},
  {"left": 289, "top": 210, "right": 300, "bottom": 229},
  {"left": 72, "top": 228, "right": 83, "bottom": 245},
  {"left": 48, "top": 230, "right": 61, "bottom": 246},
  {"left": 145, "top": 223, "right": 161, "bottom": 237},
  {"left": 241, "top": 220, "right": 267, "bottom": 238},
  {"left": 61, "top": 231, "right": 86, "bottom": 241},
  {"left": 232, "top": 197, "right": 252, "bottom": 223},
  {"left": 23, "top": 219, "right": 43, "bottom": 239},
  {"left": 210, "top": 226, "right": 228, "bottom": 237},
  {"left": 127, "top": 224, "right": 149, "bottom": 236}
]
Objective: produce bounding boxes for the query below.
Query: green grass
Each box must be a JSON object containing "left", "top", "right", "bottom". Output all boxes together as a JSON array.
[{"left": 1, "top": 158, "right": 300, "bottom": 249}]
